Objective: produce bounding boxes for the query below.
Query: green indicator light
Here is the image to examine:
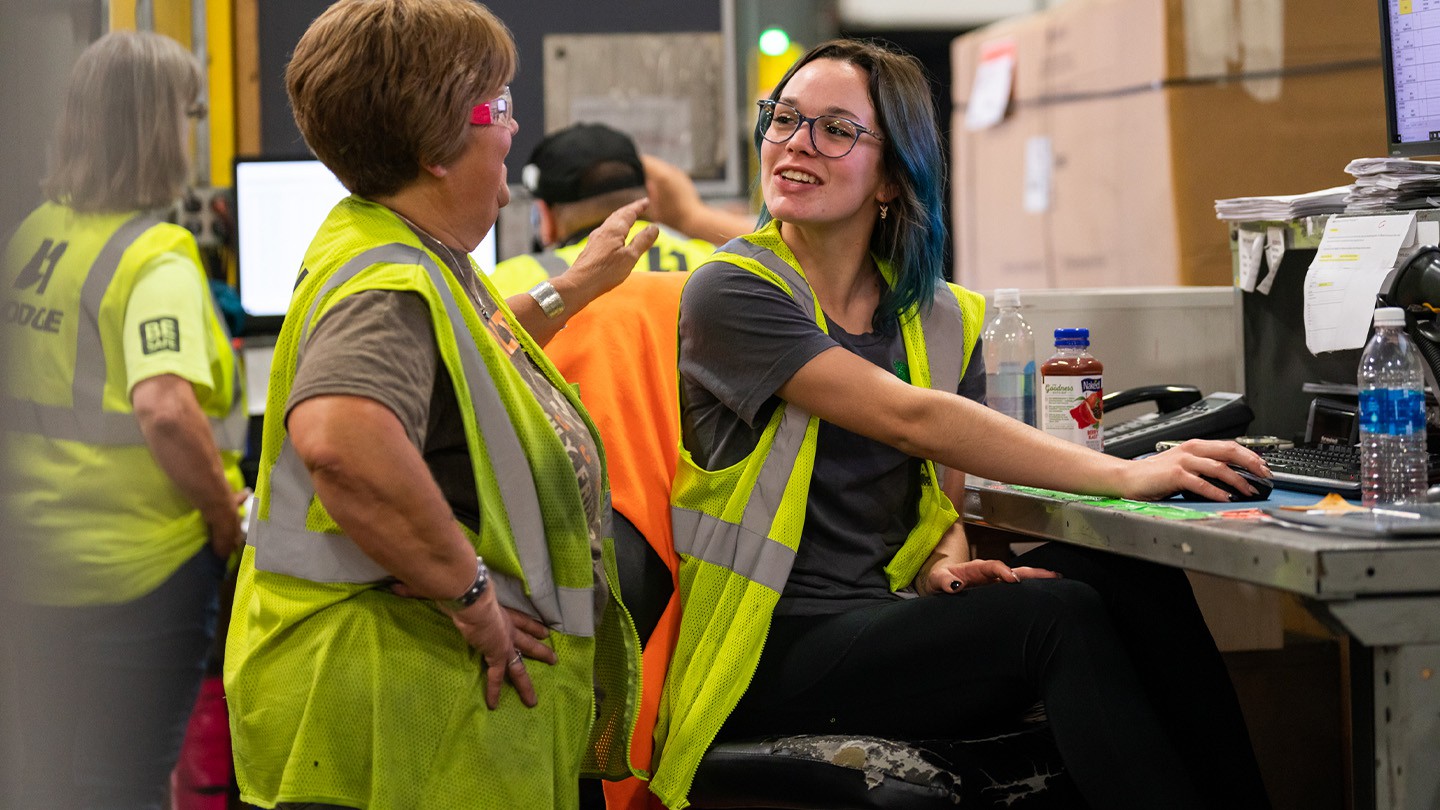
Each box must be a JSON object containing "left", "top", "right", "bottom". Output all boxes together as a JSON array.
[{"left": 758, "top": 28, "right": 791, "bottom": 57}]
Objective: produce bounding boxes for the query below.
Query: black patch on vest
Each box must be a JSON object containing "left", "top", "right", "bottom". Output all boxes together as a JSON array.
[{"left": 140, "top": 317, "right": 180, "bottom": 354}]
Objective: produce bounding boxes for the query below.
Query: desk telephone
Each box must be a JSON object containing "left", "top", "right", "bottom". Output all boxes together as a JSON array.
[{"left": 1102, "top": 385, "right": 1255, "bottom": 459}]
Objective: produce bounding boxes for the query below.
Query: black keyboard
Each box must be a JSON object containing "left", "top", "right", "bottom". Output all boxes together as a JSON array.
[
  {"left": 1264, "top": 444, "right": 1440, "bottom": 495},
  {"left": 1263, "top": 445, "right": 1361, "bottom": 494}
]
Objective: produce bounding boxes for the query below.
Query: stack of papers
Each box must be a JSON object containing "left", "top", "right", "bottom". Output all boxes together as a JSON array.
[
  {"left": 1214, "top": 186, "right": 1351, "bottom": 221},
  {"left": 1344, "top": 157, "right": 1440, "bottom": 212}
]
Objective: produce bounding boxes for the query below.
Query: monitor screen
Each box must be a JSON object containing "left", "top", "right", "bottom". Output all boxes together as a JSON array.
[
  {"left": 234, "top": 158, "right": 497, "bottom": 333},
  {"left": 1381, "top": 0, "right": 1440, "bottom": 157}
]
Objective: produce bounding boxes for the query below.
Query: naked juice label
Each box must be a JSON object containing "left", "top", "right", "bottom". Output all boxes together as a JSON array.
[{"left": 1041, "top": 375, "right": 1104, "bottom": 450}]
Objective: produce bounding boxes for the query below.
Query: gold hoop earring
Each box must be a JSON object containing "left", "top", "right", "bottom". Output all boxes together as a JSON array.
[{"left": 879, "top": 203, "right": 889, "bottom": 221}]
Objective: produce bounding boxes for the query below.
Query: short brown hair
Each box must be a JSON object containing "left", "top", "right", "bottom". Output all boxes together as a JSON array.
[
  {"left": 286, "top": 0, "right": 517, "bottom": 198},
  {"left": 43, "top": 31, "right": 201, "bottom": 213}
]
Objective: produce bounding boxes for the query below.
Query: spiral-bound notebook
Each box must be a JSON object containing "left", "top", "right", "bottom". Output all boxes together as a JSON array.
[{"left": 1262, "top": 504, "right": 1440, "bottom": 538}]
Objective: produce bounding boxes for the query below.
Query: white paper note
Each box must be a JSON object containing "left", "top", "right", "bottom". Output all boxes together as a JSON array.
[
  {"left": 1419, "top": 218, "right": 1440, "bottom": 248},
  {"left": 964, "top": 39, "right": 1015, "bottom": 131},
  {"left": 1237, "top": 229, "right": 1264, "bottom": 292},
  {"left": 1304, "top": 213, "right": 1416, "bottom": 354},
  {"left": 1259, "top": 226, "right": 1284, "bottom": 295}
]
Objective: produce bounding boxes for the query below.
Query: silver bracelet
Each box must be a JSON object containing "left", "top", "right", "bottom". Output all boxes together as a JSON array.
[
  {"left": 441, "top": 556, "right": 489, "bottom": 612},
  {"left": 527, "top": 280, "right": 565, "bottom": 319}
]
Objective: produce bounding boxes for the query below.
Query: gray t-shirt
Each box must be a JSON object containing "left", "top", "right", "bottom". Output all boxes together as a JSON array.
[{"left": 678, "top": 261, "right": 985, "bottom": 616}]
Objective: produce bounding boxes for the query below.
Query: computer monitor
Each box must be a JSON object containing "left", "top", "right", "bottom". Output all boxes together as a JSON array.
[
  {"left": 1380, "top": 0, "right": 1440, "bottom": 158},
  {"left": 234, "top": 157, "right": 498, "bottom": 334}
]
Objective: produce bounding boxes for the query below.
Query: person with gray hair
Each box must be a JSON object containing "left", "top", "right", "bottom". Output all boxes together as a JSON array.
[{"left": 1, "top": 30, "right": 247, "bottom": 808}]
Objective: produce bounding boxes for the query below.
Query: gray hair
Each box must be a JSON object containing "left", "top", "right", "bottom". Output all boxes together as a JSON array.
[{"left": 43, "top": 31, "right": 201, "bottom": 213}]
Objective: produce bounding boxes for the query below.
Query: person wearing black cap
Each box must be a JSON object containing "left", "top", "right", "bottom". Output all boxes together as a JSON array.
[{"left": 490, "top": 123, "right": 724, "bottom": 296}]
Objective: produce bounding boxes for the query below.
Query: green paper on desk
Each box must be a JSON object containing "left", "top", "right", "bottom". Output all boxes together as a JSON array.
[{"left": 1007, "top": 485, "right": 1214, "bottom": 520}]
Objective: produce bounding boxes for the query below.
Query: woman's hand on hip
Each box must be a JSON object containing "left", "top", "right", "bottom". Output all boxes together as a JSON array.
[
  {"left": 206, "top": 487, "right": 250, "bottom": 558},
  {"left": 448, "top": 588, "right": 540, "bottom": 709},
  {"left": 923, "top": 558, "right": 1059, "bottom": 595},
  {"left": 505, "top": 607, "right": 558, "bottom": 666}
]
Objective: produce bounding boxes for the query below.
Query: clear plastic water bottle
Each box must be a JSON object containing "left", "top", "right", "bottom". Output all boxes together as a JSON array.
[
  {"left": 1358, "top": 307, "right": 1428, "bottom": 507},
  {"left": 982, "top": 288, "right": 1036, "bottom": 426}
]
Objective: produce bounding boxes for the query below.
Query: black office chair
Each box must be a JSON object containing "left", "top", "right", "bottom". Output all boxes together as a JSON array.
[{"left": 610, "top": 514, "right": 1082, "bottom": 810}]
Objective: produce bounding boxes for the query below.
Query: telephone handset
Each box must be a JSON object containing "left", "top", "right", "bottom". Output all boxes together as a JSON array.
[
  {"left": 1104, "top": 384, "right": 1202, "bottom": 414},
  {"left": 1102, "top": 385, "right": 1255, "bottom": 459}
]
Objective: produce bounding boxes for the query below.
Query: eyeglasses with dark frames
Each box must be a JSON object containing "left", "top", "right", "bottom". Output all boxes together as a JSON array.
[
  {"left": 756, "top": 99, "right": 883, "bottom": 158},
  {"left": 470, "top": 86, "right": 512, "bottom": 127}
]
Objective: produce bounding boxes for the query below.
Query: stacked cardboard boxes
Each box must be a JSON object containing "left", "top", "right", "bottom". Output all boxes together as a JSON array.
[{"left": 952, "top": 0, "right": 1383, "bottom": 289}]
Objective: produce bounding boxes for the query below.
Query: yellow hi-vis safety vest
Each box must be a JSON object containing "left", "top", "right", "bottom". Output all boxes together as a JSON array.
[
  {"left": 2, "top": 202, "right": 246, "bottom": 605},
  {"left": 488, "top": 220, "right": 716, "bottom": 297},
  {"left": 649, "top": 222, "right": 985, "bottom": 808},
  {"left": 224, "top": 196, "right": 639, "bottom": 810}
]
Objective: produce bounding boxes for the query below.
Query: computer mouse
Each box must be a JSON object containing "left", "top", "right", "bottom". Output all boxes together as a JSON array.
[{"left": 1176, "top": 464, "right": 1273, "bottom": 502}]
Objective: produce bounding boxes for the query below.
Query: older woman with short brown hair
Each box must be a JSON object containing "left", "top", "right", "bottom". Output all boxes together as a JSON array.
[{"left": 223, "top": 1, "right": 655, "bottom": 807}]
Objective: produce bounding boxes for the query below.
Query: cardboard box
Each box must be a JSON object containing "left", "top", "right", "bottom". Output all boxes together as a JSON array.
[{"left": 953, "top": 0, "right": 1384, "bottom": 290}]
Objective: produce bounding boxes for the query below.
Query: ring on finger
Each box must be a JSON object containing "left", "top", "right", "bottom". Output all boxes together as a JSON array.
[{"left": 509, "top": 650, "right": 524, "bottom": 667}]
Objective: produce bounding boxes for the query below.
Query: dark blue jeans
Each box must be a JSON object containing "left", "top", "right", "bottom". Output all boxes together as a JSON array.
[{"left": 7, "top": 544, "right": 225, "bottom": 810}]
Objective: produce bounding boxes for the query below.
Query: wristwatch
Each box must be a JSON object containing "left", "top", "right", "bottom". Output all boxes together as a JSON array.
[
  {"left": 527, "top": 280, "right": 565, "bottom": 319},
  {"left": 442, "top": 556, "right": 489, "bottom": 612}
]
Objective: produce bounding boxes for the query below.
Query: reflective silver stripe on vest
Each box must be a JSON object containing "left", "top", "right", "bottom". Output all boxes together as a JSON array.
[
  {"left": 533, "top": 251, "right": 570, "bottom": 278},
  {"left": 670, "top": 400, "right": 808, "bottom": 594},
  {"left": 249, "top": 242, "right": 593, "bottom": 637},
  {"left": 920, "top": 288, "right": 964, "bottom": 394},
  {"left": 4, "top": 215, "right": 246, "bottom": 451}
]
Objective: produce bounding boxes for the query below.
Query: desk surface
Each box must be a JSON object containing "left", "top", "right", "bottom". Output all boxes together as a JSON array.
[
  {"left": 964, "top": 481, "right": 1440, "bottom": 600},
  {"left": 968, "top": 479, "right": 1440, "bottom": 810}
]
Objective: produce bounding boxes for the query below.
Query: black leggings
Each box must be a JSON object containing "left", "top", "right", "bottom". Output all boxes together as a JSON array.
[{"left": 720, "top": 543, "right": 1270, "bottom": 810}]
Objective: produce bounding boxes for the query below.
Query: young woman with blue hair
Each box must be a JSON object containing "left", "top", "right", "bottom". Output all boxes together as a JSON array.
[{"left": 648, "top": 39, "right": 1272, "bottom": 810}]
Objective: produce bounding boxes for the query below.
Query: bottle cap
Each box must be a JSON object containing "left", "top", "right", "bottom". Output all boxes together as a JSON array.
[
  {"left": 1054, "top": 327, "right": 1089, "bottom": 347},
  {"left": 994, "top": 288, "right": 1021, "bottom": 308},
  {"left": 1373, "top": 306, "right": 1406, "bottom": 327}
]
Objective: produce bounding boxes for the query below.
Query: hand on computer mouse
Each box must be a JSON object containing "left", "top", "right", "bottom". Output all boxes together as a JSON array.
[
  {"left": 1122, "top": 439, "right": 1270, "bottom": 501},
  {"left": 1175, "top": 463, "right": 1274, "bottom": 502}
]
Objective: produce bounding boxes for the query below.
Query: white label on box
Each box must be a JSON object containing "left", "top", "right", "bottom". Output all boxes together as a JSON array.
[
  {"left": 1023, "top": 136, "right": 1053, "bottom": 214},
  {"left": 964, "top": 38, "right": 1016, "bottom": 132},
  {"left": 1238, "top": 0, "right": 1283, "bottom": 103}
]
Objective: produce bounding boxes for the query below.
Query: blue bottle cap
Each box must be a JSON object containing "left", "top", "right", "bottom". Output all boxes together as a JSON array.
[{"left": 1054, "top": 327, "right": 1090, "bottom": 347}]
